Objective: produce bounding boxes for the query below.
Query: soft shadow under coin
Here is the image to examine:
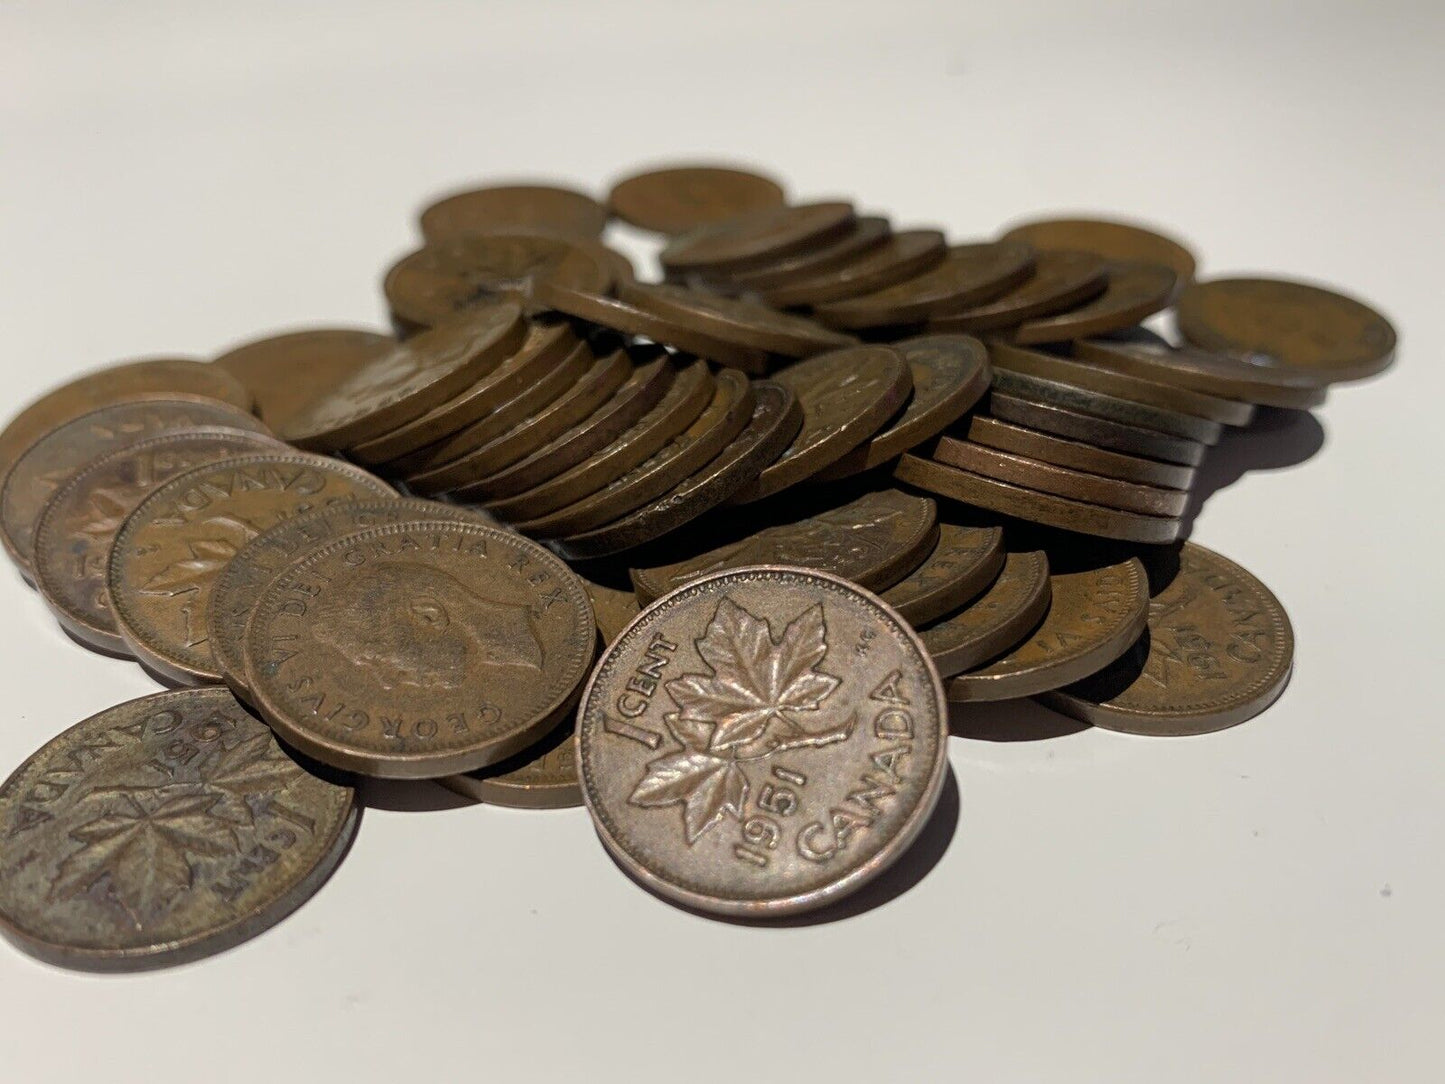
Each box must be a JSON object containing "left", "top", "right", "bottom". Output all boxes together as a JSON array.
[
  {"left": 949, "top": 697, "right": 1090, "bottom": 742},
  {"left": 358, "top": 778, "right": 475, "bottom": 812},
  {"left": 1179, "top": 407, "right": 1326, "bottom": 534}
]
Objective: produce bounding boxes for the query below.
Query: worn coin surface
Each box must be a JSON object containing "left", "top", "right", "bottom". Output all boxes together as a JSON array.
[
  {"left": 660, "top": 201, "right": 857, "bottom": 275},
  {"left": 928, "top": 250, "right": 1109, "bottom": 333},
  {"left": 0, "top": 687, "right": 356, "bottom": 971},
  {"left": 420, "top": 183, "right": 609, "bottom": 241},
  {"left": 1001, "top": 216, "right": 1197, "bottom": 282},
  {"left": 245, "top": 521, "right": 595, "bottom": 778},
  {"left": 108, "top": 452, "right": 395, "bottom": 685},
  {"left": 1038, "top": 543, "right": 1294, "bottom": 735},
  {"left": 762, "top": 229, "right": 948, "bottom": 308},
  {"left": 580, "top": 573, "right": 643, "bottom": 645},
  {"left": 988, "top": 393, "right": 1206, "bottom": 467},
  {"left": 608, "top": 165, "right": 786, "bottom": 234},
  {"left": 878, "top": 523, "right": 1005, "bottom": 626},
  {"left": 918, "top": 550, "right": 1052, "bottom": 677},
  {"left": 1011, "top": 261, "right": 1178, "bottom": 345},
  {"left": 725, "top": 217, "right": 892, "bottom": 292},
  {"left": 990, "top": 365, "right": 1222, "bottom": 444},
  {"left": 963, "top": 415, "right": 1197, "bottom": 490},
  {"left": 440, "top": 719, "right": 582, "bottom": 809},
  {"left": 621, "top": 282, "right": 856, "bottom": 356},
  {"left": 577, "top": 565, "right": 948, "bottom": 917}
]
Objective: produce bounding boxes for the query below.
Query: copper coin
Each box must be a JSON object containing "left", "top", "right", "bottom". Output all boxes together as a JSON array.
[
  {"left": 813, "top": 334, "right": 991, "bottom": 481},
  {"left": 108, "top": 452, "right": 394, "bottom": 685},
  {"left": 420, "top": 183, "right": 608, "bottom": 241},
  {"left": 964, "top": 415, "right": 1196, "bottom": 490},
  {"left": 607, "top": 165, "right": 786, "bottom": 234},
  {"left": 722, "top": 216, "right": 892, "bottom": 293},
  {"left": 814, "top": 242, "right": 1036, "bottom": 328},
  {"left": 729, "top": 346, "right": 912, "bottom": 504},
  {"left": 762, "top": 229, "right": 948, "bottom": 308},
  {"left": 1175, "top": 276, "right": 1396, "bottom": 385},
  {"left": 284, "top": 301, "right": 526, "bottom": 452},
  {"left": 895, "top": 454, "right": 1182, "bottom": 544},
  {"left": 879, "top": 522, "right": 1005, "bottom": 626},
  {"left": 576, "top": 565, "right": 948, "bottom": 917},
  {"left": 660, "top": 201, "right": 857, "bottom": 276},
  {"left": 550, "top": 380, "right": 801, "bottom": 560},
  {"left": 989, "top": 366, "right": 1223, "bottom": 444},
  {"left": 928, "top": 250, "right": 1109, "bottom": 333},
  {"left": 1038, "top": 543, "right": 1294, "bottom": 735},
  {"left": 918, "top": 551, "right": 1052, "bottom": 677},
  {"left": 630, "top": 488, "right": 939, "bottom": 603},
  {"left": 989, "top": 393, "right": 1206, "bottom": 466},
  {"left": 32, "top": 428, "right": 282, "bottom": 654},
  {"left": 1, "top": 397, "right": 270, "bottom": 578},
  {"left": 1000, "top": 216, "right": 1197, "bottom": 282},
  {"left": 245, "top": 521, "right": 595, "bottom": 778},
  {"left": 580, "top": 574, "right": 643, "bottom": 645},
  {"left": 439, "top": 718, "right": 582, "bottom": 809},
  {"left": 620, "top": 282, "right": 857, "bottom": 357},
  {"left": 0, "top": 687, "right": 355, "bottom": 972},
  {"left": 1011, "top": 261, "right": 1178, "bottom": 345}
]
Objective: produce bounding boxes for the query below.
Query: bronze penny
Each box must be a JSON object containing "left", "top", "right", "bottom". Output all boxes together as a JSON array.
[
  {"left": 725, "top": 216, "right": 892, "bottom": 292},
  {"left": 1, "top": 397, "right": 270, "bottom": 579},
  {"left": 630, "top": 488, "right": 939, "bottom": 604},
  {"left": 988, "top": 393, "right": 1206, "bottom": 466},
  {"left": 0, "top": 687, "right": 355, "bottom": 971},
  {"left": 213, "top": 328, "right": 395, "bottom": 438},
  {"left": 813, "top": 334, "right": 991, "bottom": 481},
  {"left": 580, "top": 574, "right": 642, "bottom": 644},
  {"left": 285, "top": 301, "right": 526, "bottom": 452},
  {"left": 550, "top": 380, "right": 801, "bottom": 560},
  {"left": 1175, "top": 276, "right": 1396, "bottom": 385},
  {"left": 895, "top": 454, "right": 1183, "bottom": 544},
  {"left": 964, "top": 415, "right": 1196, "bottom": 490},
  {"left": 1011, "top": 261, "right": 1178, "bottom": 345},
  {"left": 918, "top": 551, "right": 1052, "bottom": 677},
  {"left": 729, "top": 346, "right": 911, "bottom": 504},
  {"left": 607, "top": 165, "right": 786, "bottom": 235},
  {"left": 660, "top": 201, "right": 857, "bottom": 276},
  {"left": 519, "top": 369, "right": 754, "bottom": 537},
  {"left": 1038, "top": 543, "right": 1294, "bottom": 735},
  {"left": 814, "top": 242, "right": 1036, "bottom": 328},
  {"left": 576, "top": 565, "right": 948, "bottom": 917},
  {"left": 245, "top": 521, "right": 595, "bottom": 778},
  {"left": 419, "top": 183, "right": 608, "bottom": 241},
  {"left": 108, "top": 452, "right": 395, "bottom": 685},
  {"left": 32, "top": 428, "right": 282, "bottom": 655},
  {"left": 928, "top": 250, "right": 1108, "bottom": 333},
  {"left": 879, "top": 522, "right": 1005, "bottom": 626},
  {"left": 620, "top": 282, "right": 857, "bottom": 356},
  {"left": 762, "top": 229, "right": 948, "bottom": 308},
  {"left": 440, "top": 716, "right": 582, "bottom": 809},
  {"left": 947, "top": 556, "right": 1148, "bottom": 702},
  {"left": 989, "top": 366, "right": 1223, "bottom": 444},
  {"left": 1000, "top": 216, "right": 1197, "bottom": 283}
]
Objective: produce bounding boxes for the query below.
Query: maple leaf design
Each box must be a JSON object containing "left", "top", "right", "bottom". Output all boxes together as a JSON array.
[
  {"left": 198, "top": 731, "right": 303, "bottom": 825},
  {"left": 630, "top": 716, "right": 748, "bottom": 843},
  {"left": 76, "top": 488, "right": 134, "bottom": 541},
  {"left": 138, "top": 515, "right": 264, "bottom": 595}
]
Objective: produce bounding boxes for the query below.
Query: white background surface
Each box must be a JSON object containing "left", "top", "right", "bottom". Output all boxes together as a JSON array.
[{"left": 2, "top": 2, "right": 1441, "bottom": 1081}]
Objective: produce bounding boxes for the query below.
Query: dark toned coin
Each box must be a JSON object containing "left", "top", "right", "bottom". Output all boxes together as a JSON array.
[
  {"left": 245, "top": 521, "right": 595, "bottom": 778},
  {"left": 813, "top": 242, "right": 1036, "bottom": 328},
  {"left": 762, "top": 229, "right": 948, "bottom": 308},
  {"left": 630, "top": 488, "right": 939, "bottom": 603},
  {"left": 580, "top": 574, "right": 642, "bottom": 645},
  {"left": 607, "top": 165, "right": 786, "bottom": 235},
  {"left": 878, "top": 522, "right": 1005, "bottom": 626},
  {"left": 725, "top": 216, "right": 892, "bottom": 292},
  {"left": 108, "top": 452, "right": 394, "bottom": 685},
  {"left": 813, "top": 334, "right": 991, "bottom": 481},
  {"left": 1038, "top": 543, "right": 1294, "bottom": 735},
  {"left": 660, "top": 202, "right": 857, "bottom": 275},
  {"left": 1000, "top": 216, "right": 1197, "bottom": 283},
  {"left": 440, "top": 716, "right": 582, "bottom": 809},
  {"left": 947, "top": 556, "right": 1149, "bottom": 702},
  {"left": 420, "top": 183, "right": 608, "bottom": 241},
  {"left": 1175, "top": 276, "right": 1396, "bottom": 385},
  {"left": 1011, "top": 261, "right": 1178, "bottom": 345},
  {"left": 576, "top": 565, "right": 948, "bottom": 917},
  {"left": 988, "top": 393, "right": 1206, "bottom": 467},
  {"left": 918, "top": 550, "right": 1051, "bottom": 677},
  {"left": 928, "top": 250, "right": 1108, "bottom": 333},
  {"left": 963, "top": 415, "right": 1197, "bottom": 490},
  {"left": 621, "top": 282, "right": 857, "bottom": 356},
  {"left": 0, "top": 687, "right": 355, "bottom": 971},
  {"left": 729, "top": 346, "right": 911, "bottom": 503},
  {"left": 989, "top": 365, "right": 1223, "bottom": 444}
]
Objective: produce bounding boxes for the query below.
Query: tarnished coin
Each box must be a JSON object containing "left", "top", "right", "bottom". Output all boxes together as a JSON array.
[
  {"left": 245, "top": 521, "right": 595, "bottom": 778},
  {"left": 0, "top": 687, "right": 355, "bottom": 971},
  {"left": 577, "top": 565, "right": 948, "bottom": 917},
  {"left": 725, "top": 217, "right": 892, "bottom": 292},
  {"left": 420, "top": 183, "right": 608, "bottom": 241},
  {"left": 762, "top": 229, "right": 948, "bottom": 308},
  {"left": 879, "top": 522, "right": 1005, "bottom": 626},
  {"left": 928, "top": 250, "right": 1108, "bottom": 333},
  {"left": 728, "top": 346, "right": 911, "bottom": 504},
  {"left": 1038, "top": 543, "right": 1294, "bottom": 735},
  {"left": 1011, "top": 261, "right": 1178, "bottom": 345},
  {"left": 946, "top": 555, "right": 1149, "bottom": 702},
  {"left": 988, "top": 393, "right": 1206, "bottom": 467},
  {"left": 32, "top": 428, "right": 281, "bottom": 654},
  {"left": 1, "top": 398, "right": 270, "bottom": 578},
  {"left": 660, "top": 201, "right": 857, "bottom": 276},
  {"left": 608, "top": 165, "right": 786, "bottom": 234},
  {"left": 439, "top": 719, "right": 582, "bottom": 809},
  {"left": 813, "top": 334, "right": 991, "bottom": 481},
  {"left": 1000, "top": 216, "right": 1197, "bottom": 282},
  {"left": 631, "top": 488, "right": 939, "bottom": 603},
  {"left": 108, "top": 452, "right": 395, "bottom": 685},
  {"left": 580, "top": 574, "right": 642, "bottom": 644},
  {"left": 964, "top": 415, "right": 1196, "bottom": 490},
  {"left": 1175, "top": 276, "right": 1396, "bottom": 385},
  {"left": 918, "top": 551, "right": 1052, "bottom": 677},
  {"left": 621, "top": 282, "right": 857, "bottom": 356},
  {"left": 990, "top": 365, "right": 1222, "bottom": 444},
  {"left": 813, "top": 242, "right": 1036, "bottom": 328}
]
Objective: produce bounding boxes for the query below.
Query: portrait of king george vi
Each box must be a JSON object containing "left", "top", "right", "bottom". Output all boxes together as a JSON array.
[{"left": 312, "top": 560, "right": 543, "bottom": 689}]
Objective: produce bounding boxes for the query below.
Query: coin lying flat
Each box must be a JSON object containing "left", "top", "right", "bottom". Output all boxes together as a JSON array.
[
  {"left": 762, "top": 229, "right": 948, "bottom": 308},
  {"left": 990, "top": 365, "right": 1223, "bottom": 444},
  {"left": 245, "top": 521, "right": 595, "bottom": 778},
  {"left": 1010, "top": 261, "right": 1178, "bottom": 345},
  {"left": 877, "top": 522, "right": 1004, "bottom": 626},
  {"left": 928, "top": 250, "right": 1109, "bottom": 333},
  {"left": 988, "top": 393, "right": 1206, "bottom": 467},
  {"left": 0, "top": 687, "right": 355, "bottom": 971},
  {"left": 963, "top": 416, "right": 1196, "bottom": 490},
  {"left": 1038, "top": 543, "right": 1294, "bottom": 735},
  {"left": 725, "top": 217, "right": 892, "bottom": 292},
  {"left": 607, "top": 165, "right": 786, "bottom": 234},
  {"left": 661, "top": 202, "right": 857, "bottom": 276},
  {"left": 813, "top": 242, "right": 1036, "bottom": 328},
  {"left": 1000, "top": 216, "right": 1197, "bottom": 283},
  {"left": 440, "top": 719, "right": 582, "bottom": 809},
  {"left": 917, "top": 550, "right": 1052, "bottom": 677},
  {"left": 420, "top": 183, "right": 609, "bottom": 241},
  {"left": 108, "top": 452, "right": 395, "bottom": 685},
  {"left": 577, "top": 565, "right": 948, "bottom": 917},
  {"left": 621, "top": 282, "right": 857, "bottom": 357}
]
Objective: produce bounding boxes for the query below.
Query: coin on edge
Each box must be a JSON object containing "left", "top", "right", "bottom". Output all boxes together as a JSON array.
[
  {"left": 621, "top": 282, "right": 857, "bottom": 357},
  {"left": 963, "top": 415, "right": 1196, "bottom": 491},
  {"left": 879, "top": 522, "right": 1005, "bottom": 626},
  {"left": 1010, "top": 261, "right": 1178, "bottom": 345},
  {"left": 660, "top": 202, "right": 857, "bottom": 276},
  {"left": 439, "top": 719, "right": 582, "bottom": 809},
  {"left": 928, "top": 250, "right": 1109, "bottom": 333},
  {"left": 1000, "top": 215, "right": 1197, "bottom": 283},
  {"left": 918, "top": 551, "right": 1052, "bottom": 677},
  {"left": 608, "top": 165, "right": 786, "bottom": 235},
  {"left": 987, "top": 393, "right": 1206, "bottom": 467},
  {"left": 761, "top": 229, "right": 948, "bottom": 308}
]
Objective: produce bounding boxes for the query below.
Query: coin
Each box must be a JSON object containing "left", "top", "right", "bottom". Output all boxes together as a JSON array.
[
  {"left": 1000, "top": 216, "right": 1197, "bottom": 282},
  {"left": 1038, "top": 543, "right": 1293, "bottom": 735},
  {"left": 964, "top": 415, "right": 1196, "bottom": 490},
  {"left": 812, "top": 334, "right": 991, "bottom": 481},
  {"left": 576, "top": 565, "right": 948, "bottom": 917},
  {"left": 1, "top": 397, "right": 270, "bottom": 578},
  {"left": 918, "top": 550, "right": 1052, "bottom": 677},
  {"left": 1175, "top": 276, "right": 1396, "bottom": 385},
  {"left": 725, "top": 217, "right": 893, "bottom": 292},
  {"left": 988, "top": 393, "right": 1206, "bottom": 467},
  {"left": 946, "top": 555, "right": 1149, "bottom": 702},
  {"left": 762, "top": 229, "right": 948, "bottom": 308},
  {"left": 439, "top": 719, "right": 582, "bottom": 809},
  {"left": 620, "top": 282, "right": 857, "bottom": 356},
  {"left": 813, "top": 242, "right": 1036, "bottom": 328},
  {"left": 630, "top": 488, "right": 939, "bottom": 603},
  {"left": 420, "top": 183, "right": 608, "bottom": 241},
  {"left": 607, "top": 165, "right": 786, "bottom": 234},
  {"left": 580, "top": 573, "right": 643, "bottom": 644},
  {"left": 728, "top": 346, "right": 912, "bottom": 503},
  {"left": 245, "top": 521, "right": 595, "bottom": 778},
  {"left": 928, "top": 250, "right": 1108, "bottom": 332},
  {"left": 660, "top": 201, "right": 857, "bottom": 275},
  {"left": 876, "top": 522, "right": 1005, "bottom": 625},
  {"left": 108, "top": 452, "right": 395, "bottom": 685},
  {"left": 989, "top": 366, "right": 1223, "bottom": 444},
  {"left": 32, "top": 428, "right": 282, "bottom": 654},
  {"left": 895, "top": 454, "right": 1182, "bottom": 544},
  {"left": 0, "top": 686, "right": 355, "bottom": 971},
  {"left": 1011, "top": 261, "right": 1178, "bottom": 345}
]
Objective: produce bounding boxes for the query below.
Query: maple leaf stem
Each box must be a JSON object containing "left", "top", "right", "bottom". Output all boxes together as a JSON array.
[{"left": 732, "top": 712, "right": 858, "bottom": 760}]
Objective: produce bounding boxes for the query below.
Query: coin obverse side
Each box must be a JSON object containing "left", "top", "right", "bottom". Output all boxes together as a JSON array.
[
  {"left": 577, "top": 565, "right": 949, "bottom": 917},
  {"left": 0, "top": 686, "right": 356, "bottom": 972}
]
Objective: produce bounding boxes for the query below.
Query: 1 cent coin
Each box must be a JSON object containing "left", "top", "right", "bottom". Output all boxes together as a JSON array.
[
  {"left": 918, "top": 550, "right": 1052, "bottom": 677},
  {"left": 1010, "top": 261, "right": 1178, "bottom": 345},
  {"left": 1000, "top": 216, "right": 1197, "bottom": 282},
  {"left": 580, "top": 573, "right": 643, "bottom": 645},
  {"left": 725, "top": 217, "right": 893, "bottom": 292},
  {"left": 661, "top": 201, "right": 857, "bottom": 276},
  {"left": 621, "top": 282, "right": 857, "bottom": 357},
  {"left": 762, "top": 229, "right": 948, "bottom": 308},
  {"left": 988, "top": 393, "right": 1206, "bottom": 467},
  {"left": 877, "top": 522, "right": 1004, "bottom": 626},
  {"left": 439, "top": 719, "right": 582, "bottom": 809},
  {"left": 989, "top": 365, "right": 1223, "bottom": 444},
  {"left": 607, "top": 165, "right": 786, "bottom": 234},
  {"left": 964, "top": 415, "right": 1196, "bottom": 490},
  {"left": 928, "top": 250, "right": 1109, "bottom": 333},
  {"left": 420, "top": 183, "right": 608, "bottom": 241}
]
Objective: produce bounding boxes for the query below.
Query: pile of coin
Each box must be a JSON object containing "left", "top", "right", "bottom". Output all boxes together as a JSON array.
[{"left": 0, "top": 163, "right": 1394, "bottom": 967}]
